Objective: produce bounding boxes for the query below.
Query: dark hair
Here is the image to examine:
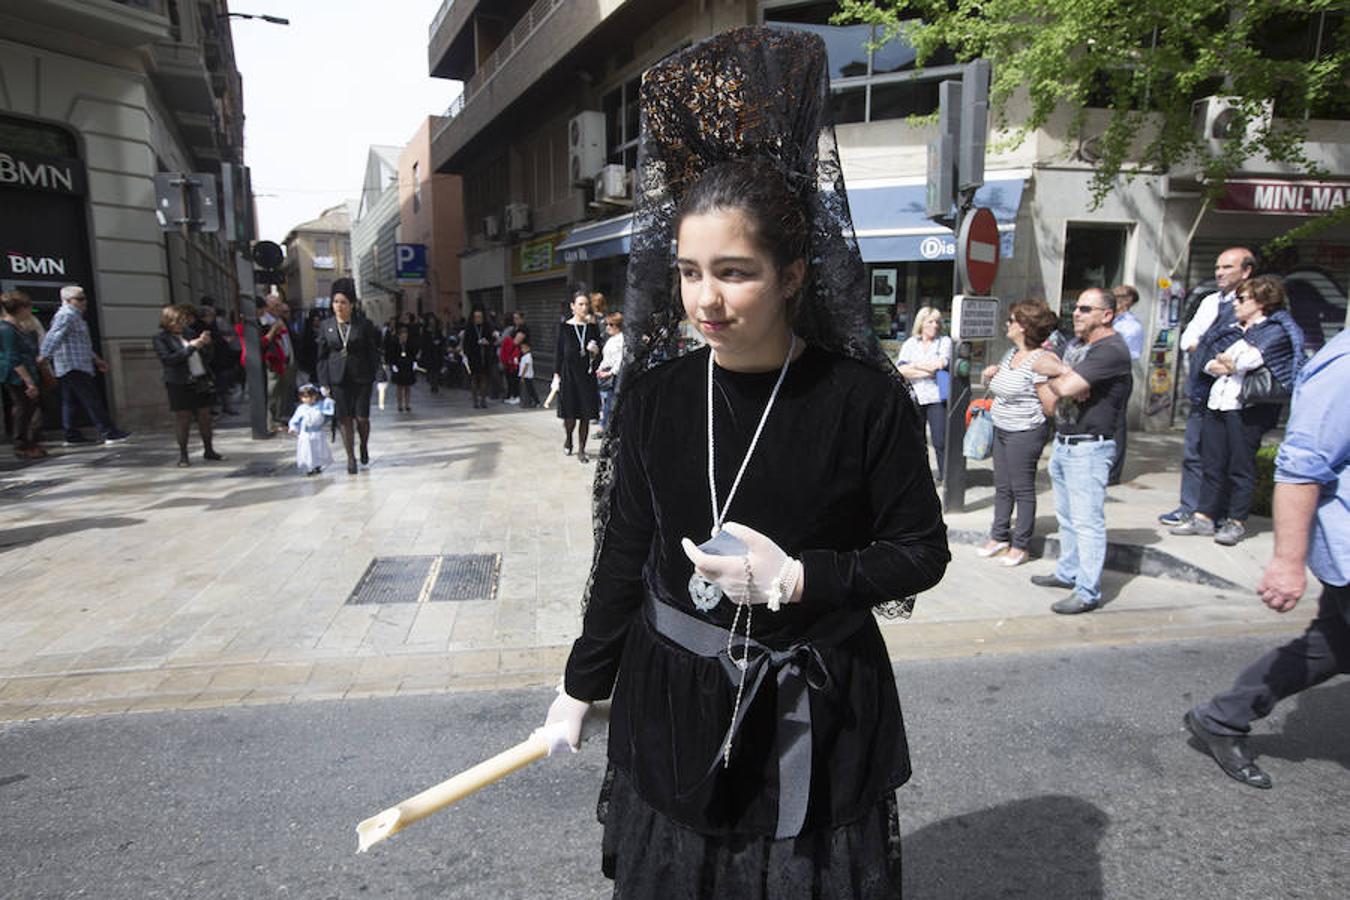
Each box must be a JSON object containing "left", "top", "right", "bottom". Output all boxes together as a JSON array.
[
  {"left": 1112, "top": 284, "right": 1139, "bottom": 308},
  {"left": 673, "top": 159, "right": 809, "bottom": 271},
  {"left": 0, "top": 290, "right": 32, "bottom": 316},
  {"left": 331, "top": 276, "right": 357, "bottom": 302},
  {"left": 1009, "top": 298, "right": 1059, "bottom": 347},
  {"left": 1239, "top": 275, "right": 1286, "bottom": 314}
]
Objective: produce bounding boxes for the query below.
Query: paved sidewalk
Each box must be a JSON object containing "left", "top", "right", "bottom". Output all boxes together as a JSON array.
[{"left": 0, "top": 386, "right": 1308, "bottom": 721}]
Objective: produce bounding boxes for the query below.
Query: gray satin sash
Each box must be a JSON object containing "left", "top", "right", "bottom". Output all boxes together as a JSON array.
[{"left": 645, "top": 596, "right": 869, "bottom": 839}]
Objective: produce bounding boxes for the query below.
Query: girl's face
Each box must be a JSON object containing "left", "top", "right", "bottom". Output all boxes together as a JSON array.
[
  {"left": 571, "top": 295, "right": 590, "bottom": 319},
  {"left": 607, "top": 322, "right": 620, "bottom": 335},
  {"left": 166, "top": 314, "right": 185, "bottom": 335},
  {"left": 676, "top": 207, "right": 802, "bottom": 367},
  {"left": 301, "top": 393, "right": 318, "bottom": 405},
  {"left": 332, "top": 294, "right": 352, "bottom": 321}
]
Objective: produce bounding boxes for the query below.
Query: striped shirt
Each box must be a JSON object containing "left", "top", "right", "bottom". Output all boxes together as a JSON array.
[{"left": 989, "top": 348, "right": 1048, "bottom": 432}]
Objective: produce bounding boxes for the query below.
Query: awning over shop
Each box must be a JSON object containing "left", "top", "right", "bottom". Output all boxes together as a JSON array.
[
  {"left": 557, "top": 213, "right": 633, "bottom": 263},
  {"left": 848, "top": 174, "right": 1027, "bottom": 263}
]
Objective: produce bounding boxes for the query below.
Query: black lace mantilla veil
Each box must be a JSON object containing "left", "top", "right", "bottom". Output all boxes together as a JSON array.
[{"left": 583, "top": 25, "right": 920, "bottom": 619}]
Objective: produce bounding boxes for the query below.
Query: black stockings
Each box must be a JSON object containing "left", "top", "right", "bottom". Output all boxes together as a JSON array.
[
  {"left": 563, "top": 418, "right": 590, "bottom": 454},
  {"left": 175, "top": 408, "right": 215, "bottom": 461}
]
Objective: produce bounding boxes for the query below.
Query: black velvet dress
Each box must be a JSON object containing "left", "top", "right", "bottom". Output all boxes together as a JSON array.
[
  {"left": 565, "top": 344, "right": 949, "bottom": 899},
  {"left": 556, "top": 319, "right": 601, "bottom": 420}
]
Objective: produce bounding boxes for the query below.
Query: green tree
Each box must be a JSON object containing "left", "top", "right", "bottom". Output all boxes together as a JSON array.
[{"left": 835, "top": 1, "right": 1350, "bottom": 244}]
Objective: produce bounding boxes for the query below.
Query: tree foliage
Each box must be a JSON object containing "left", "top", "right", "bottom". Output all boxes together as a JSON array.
[{"left": 835, "top": 0, "right": 1349, "bottom": 237}]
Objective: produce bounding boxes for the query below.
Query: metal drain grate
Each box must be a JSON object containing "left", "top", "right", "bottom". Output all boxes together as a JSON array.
[{"left": 346, "top": 554, "right": 501, "bottom": 605}]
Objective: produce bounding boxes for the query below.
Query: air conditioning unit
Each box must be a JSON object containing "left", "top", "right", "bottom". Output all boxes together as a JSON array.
[
  {"left": 483, "top": 214, "right": 501, "bottom": 239},
  {"left": 568, "top": 111, "right": 606, "bottom": 185},
  {"left": 505, "top": 202, "right": 531, "bottom": 233},
  {"left": 594, "top": 164, "right": 628, "bottom": 202},
  {"left": 1169, "top": 95, "right": 1277, "bottom": 179},
  {"left": 1193, "top": 96, "right": 1274, "bottom": 146}
]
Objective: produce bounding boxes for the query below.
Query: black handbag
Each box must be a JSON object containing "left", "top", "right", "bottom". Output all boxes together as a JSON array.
[
  {"left": 1238, "top": 365, "right": 1289, "bottom": 406},
  {"left": 190, "top": 373, "right": 216, "bottom": 396}
]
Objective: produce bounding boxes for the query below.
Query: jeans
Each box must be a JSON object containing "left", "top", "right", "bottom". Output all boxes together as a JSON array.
[
  {"left": 1198, "top": 405, "right": 1277, "bottom": 523},
  {"left": 1179, "top": 404, "right": 1206, "bottom": 515},
  {"left": 58, "top": 369, "right": 115, "bottom": 439},
  {"left": 599, "top": 385, "right": 616, "bottom": 428},
  {"left": 921, "top": 401, "right": 947, "bottom": 480},
  {"left": 1049, "top": 437, "right": 1116, "bottom": 604},
  {"left": 991, "top": 424, "right": 1047, "bottom": 550},
  {"left": 1196, "top": 582, "right": 1350, "bottom": 736}
]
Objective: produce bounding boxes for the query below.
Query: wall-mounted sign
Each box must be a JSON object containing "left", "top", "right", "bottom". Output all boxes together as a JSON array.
[
  {"left": 395, "top": 243, "right": 427, "bottom": 283},
  {"left": 950, "top": 294, "right": 1000, "bottom": 342},
  {"left": 4, "top": 251, "right": 71, "bottom": 278},
  {"left": 0, "top": 149, "right": 87, "bottom": 196},
  {"left": 513, "top": 233, "right": 567, "bottom": 278},
  {"left": 1217, "top": 180, "right": 1348, "bottom": 216}
]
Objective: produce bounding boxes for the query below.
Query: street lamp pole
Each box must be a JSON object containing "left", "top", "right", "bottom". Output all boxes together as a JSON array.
[{"left": 224, "top": 12, "right": 291, "bottom": 25}]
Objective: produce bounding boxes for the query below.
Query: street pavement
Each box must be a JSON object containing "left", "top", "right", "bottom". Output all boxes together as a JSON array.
[
  {"left": 3, "top": 636, "right": 1347, "bottom": 899},
  {"left": 0, "top": 381, "right": 1313, "bottom": 722}
]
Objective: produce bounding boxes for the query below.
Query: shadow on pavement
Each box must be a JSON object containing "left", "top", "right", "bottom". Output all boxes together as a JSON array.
[
  {"left": 0, "top": 516, "right": 145, "bottom": 552},
  {"left": 1251, "top": 679, "right": 1350, "bottom": 772},
  {"left": 905, "top": 794, "right": 1108, "bottom": 899}
]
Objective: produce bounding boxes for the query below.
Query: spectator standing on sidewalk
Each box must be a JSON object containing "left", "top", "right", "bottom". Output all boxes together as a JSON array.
[
  {"left": 896, "top": 306, "right": 952, "bottom": 483},
  {"left": 596, "top": 311, "right": 625, "bottom": 433},
  {"left": 153, "top": 304, "right": 223, "bottom": 467},
  {"left": 517, "top": 338, "right": 540, "bottom": 407},
  {"left": 37, "top": 285, "right": 131, "bottom": 447},
  {"left": 1159, "top": 247, "right": 1254, "bottom": 527},
  {"left": 499, "top": 325, "right": 521, "bottom": 405},
  {"left": 1184, "top": 326, "right": 1350, "bottom": 789},
  {"left": 197, "top": 302, "right": 238, "bottom": 415},
  {"left": 261, "top": 293, "right": 297, "bottom": 432},
  {"left": 1108, "top": 284, "right": 1145, "bottom": 485},
  {"left": 1029, "top": 287, "right": 1133, "bottom": 614},
  {"left": 1170, "top": 275, "right": 1303, "bottom": 546},
  {"left": 977, "top": 299, "right": 1058, "bottom": 567},
  {"left": 0, "top": 291, "right": 47, "bottom": 459}
]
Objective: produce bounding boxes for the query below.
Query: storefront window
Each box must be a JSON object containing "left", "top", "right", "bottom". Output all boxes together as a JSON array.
[{"left": 1062, "top": 224, "right": 1130, "bottom": 315}]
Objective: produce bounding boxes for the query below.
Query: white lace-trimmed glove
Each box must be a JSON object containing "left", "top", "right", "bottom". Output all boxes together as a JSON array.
[
  {"left": 680, "top": 521, "right": 803, "bottom": 610},
  {"left": 538, "top": 686, "right": 590, "bottom": 754}
]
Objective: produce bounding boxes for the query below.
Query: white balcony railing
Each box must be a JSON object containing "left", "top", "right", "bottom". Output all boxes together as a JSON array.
[{"left": 433, "top": 0, "right": 565, "bottom": 144}]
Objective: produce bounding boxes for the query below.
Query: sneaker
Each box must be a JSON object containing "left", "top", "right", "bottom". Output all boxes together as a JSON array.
[
  {"left": 63, "top": 433, "right": 94, "bottom": 447},
  {"left": 1158, "top": 507, "right": 1189, "bottom": 527},
  {"left": 1052, "top": 593, "right": 1099, "bottom": 615},
  {"left": 504, "top": 397, "right": 520, "bottom": 405},
  {"left": 1214, "top": 520, "right": 1247, "bottom": 546},
  {"left": 103, "top": 429, "right": 131, "bottom": 445},
  {"left": 1170, "top": 515, "right": 1216, "bottom": 536}
]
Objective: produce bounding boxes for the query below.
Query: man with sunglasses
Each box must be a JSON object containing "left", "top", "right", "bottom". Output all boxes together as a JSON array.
[
  {"left": 1029, "top": 288, "right": 1134, "bottom": 614},
  {"left": 37, "top": 284, "right": 131, "bottom": 446}
]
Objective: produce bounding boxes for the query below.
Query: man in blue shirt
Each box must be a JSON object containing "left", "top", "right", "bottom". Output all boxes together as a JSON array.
[
  {"left": 1184, "top": 327, "right": 1350, "bottom": 789},
  {"left": 1108, "top": 284, "right": 1145, "bottom": 485},
  {"left": 37, "top": 285, "right": 130, "bottom": 446}
]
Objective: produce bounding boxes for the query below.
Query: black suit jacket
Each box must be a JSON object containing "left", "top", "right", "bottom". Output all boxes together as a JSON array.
[
  {"left": 153, "top": 327, "right": 213, "bottom": 385},
  {"left": 316, "top": 317, "right": 380, "bottom": 387}
]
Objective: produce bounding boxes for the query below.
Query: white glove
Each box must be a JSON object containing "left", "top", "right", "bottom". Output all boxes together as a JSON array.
[
  {"left": 551, "top": 372, "right": 561, "bottom": 391},
  {"left": 680, "top": 521, "right": 803, "bottom": 610},
  {"left": 541, "top": 687, "right": 590, "bottom": 753}
]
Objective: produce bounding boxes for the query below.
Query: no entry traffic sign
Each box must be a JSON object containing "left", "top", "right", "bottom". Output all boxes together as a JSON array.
[{"left": 957, "top": 207, "right": 1000, "bottom": 295}]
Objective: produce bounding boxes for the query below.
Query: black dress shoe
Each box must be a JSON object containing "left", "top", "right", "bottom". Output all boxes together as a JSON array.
[
  {"left": 347, "top": 459, "right": 358, "bottom": 475},
  {"left": 203, "top": 450, "right": 224, "bottom": 461},
  {"left": 1184, "top": 711, "right": 1272, "bottom": 789},
  {"left": 1030, "top": 573, "right": 1075, "bottom": 589},
  {"left": 359, "top": 447, "right": 369, "bottom": 465}
]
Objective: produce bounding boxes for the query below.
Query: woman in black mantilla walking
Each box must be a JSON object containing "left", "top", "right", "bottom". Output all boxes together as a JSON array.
[
  {"left": 539, "top": 28, "right": 949, "bottom": 899},
  {"left": 553, "top": 291, "right": 601, "bottom": 463},
  {"left": 315, "top": 278, "right": 381, "bottom": 474}
]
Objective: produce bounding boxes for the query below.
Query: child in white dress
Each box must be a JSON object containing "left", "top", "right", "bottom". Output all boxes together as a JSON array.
[{"left": 288, "top": 384, "right": 334, "bottom": 475}]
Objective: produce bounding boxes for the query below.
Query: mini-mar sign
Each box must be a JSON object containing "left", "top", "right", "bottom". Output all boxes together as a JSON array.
[
  {"left": 1217, "top": 180, "right": 1348, "bottom": 216},
  {"left": 951, "top": 294, "right": 1000, "bottom": 342}
]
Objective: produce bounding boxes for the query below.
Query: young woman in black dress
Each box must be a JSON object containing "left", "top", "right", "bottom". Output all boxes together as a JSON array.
[
  {"left": 540, "top": 28, "right": 949, "bottom": 899},
  {"left": 554, "top": 291, "right": 601, "bottom": 462},
  {"left": 387, "top": 325, "right": 418, "bottom": 412},
  {"left": 315, "top": 279, "right": 381, "bottom": 473}
]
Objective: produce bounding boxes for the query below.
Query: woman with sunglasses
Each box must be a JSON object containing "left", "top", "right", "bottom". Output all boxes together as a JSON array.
[{"left": 978, "top": 299, "right": 1061, "bottom": 566}]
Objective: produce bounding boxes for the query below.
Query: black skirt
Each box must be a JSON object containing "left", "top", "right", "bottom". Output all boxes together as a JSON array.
[
  {"left": 599, "top": 765, "right": 903, "bottom": 899},
  {"left": 330, "top": 380, "right": 372, "bottom": 418},
  {"left": 165, "top": 380, "right": 212, "bottom": 412}
]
